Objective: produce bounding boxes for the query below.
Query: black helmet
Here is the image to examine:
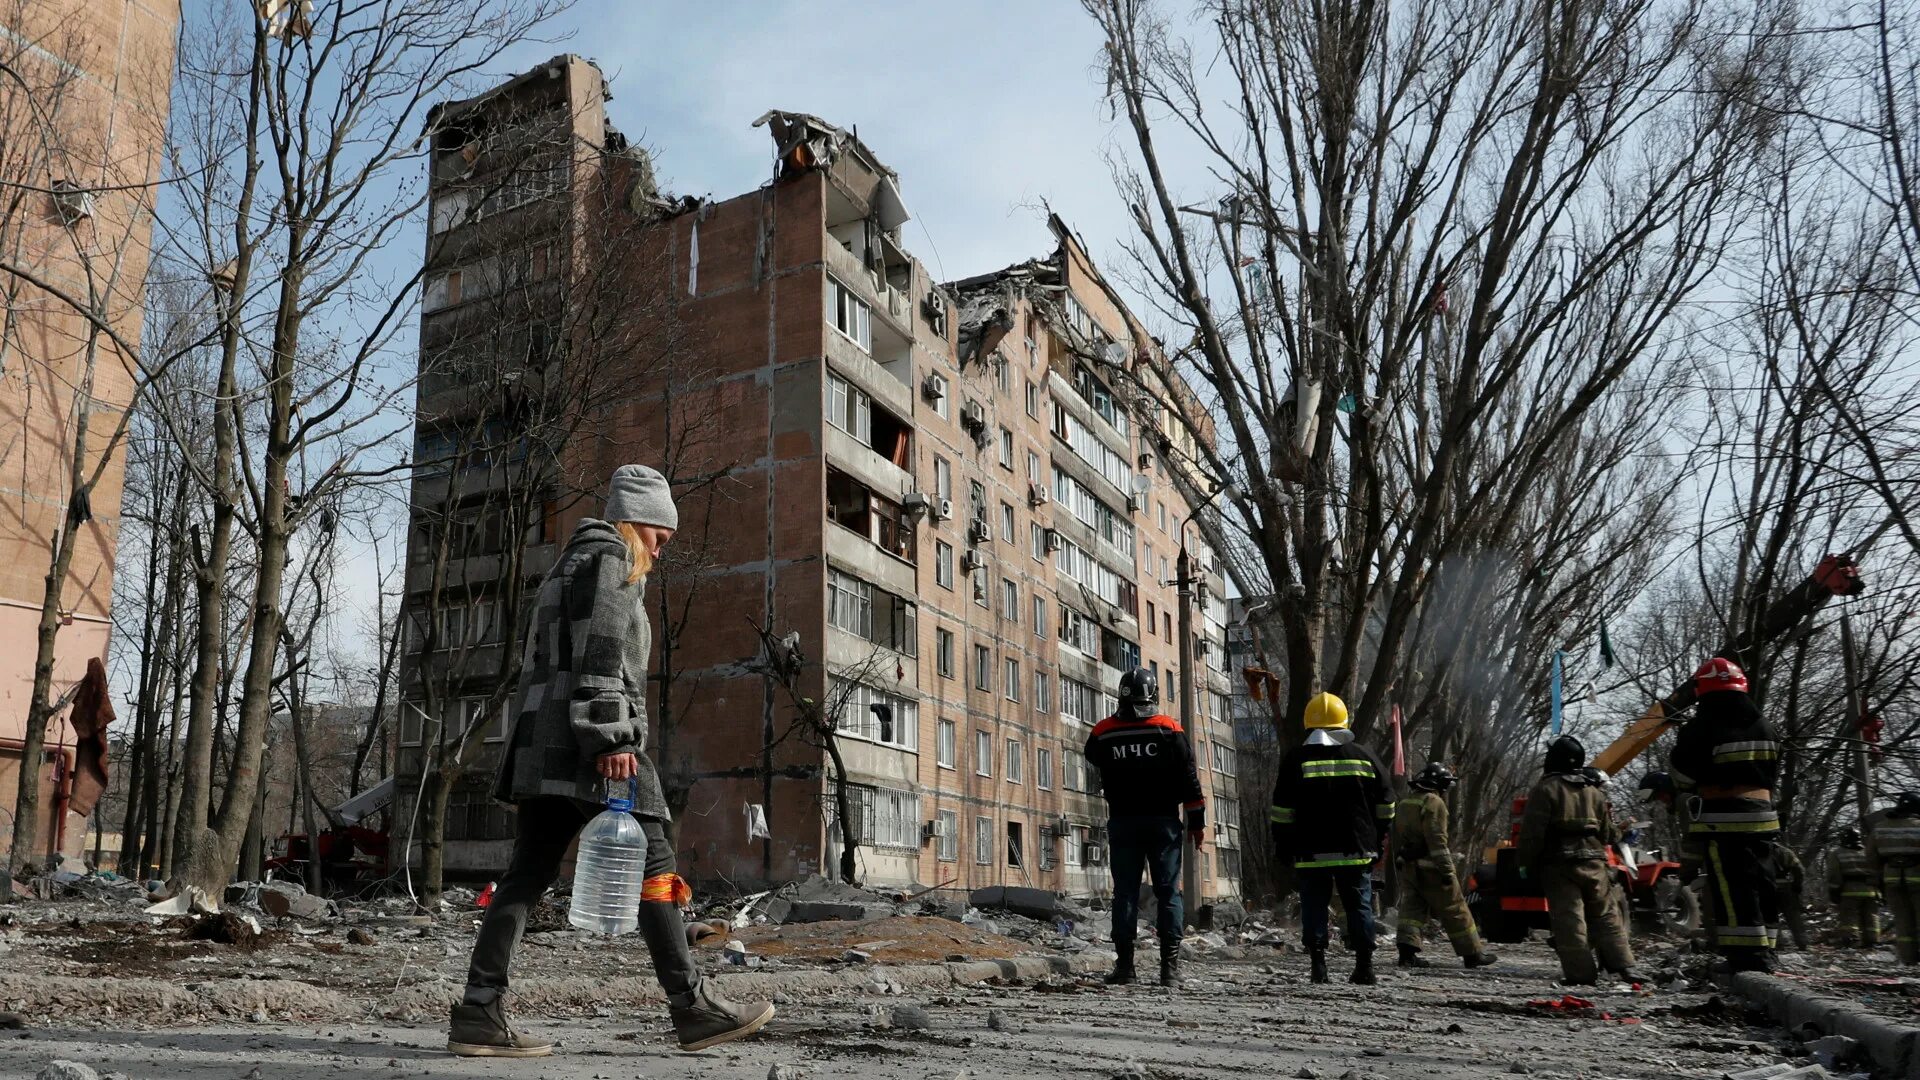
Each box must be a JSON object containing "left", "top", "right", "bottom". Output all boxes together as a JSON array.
[
  {"left": 1840, "top": 826, "right": 1863, "bottom": 848},
  {"left": 1412, "top": 762, "right": 1457, "bottom": 792},
  {"left": 1119, "top": 666, "right": 1158, "bottom": 709},
  {"left": 1637, "top": 771, "right": 1675, "bottom": 799},
  {"left": 1896, "top": 791, "right": 1920, "bottom": 817},
  {"left": 1544, "top": 735, "right": 1586, "bottom": 775}
]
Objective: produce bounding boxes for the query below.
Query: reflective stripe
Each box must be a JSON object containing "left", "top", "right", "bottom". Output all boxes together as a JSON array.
[
  {"left": 1712, "top": 740, "right": 1778, "bottom": 762},
  {"left": 1716, "top": 926, "right": 1775, "bottom": 946},
  {"left": 1842, "top": 890, "right": 1883, "bottom": 899},
  {"left": 1301, "top": 760, "right": 1376, "bottom": 779},
  {"left": 1690, "top": 809, "right": 1780, "bottom": 834},
  {"left": 1296, "top": 856, "right": 1375, "bottom": 868},
  {"left": 1375, "top": 802, "right": 1397, "bottom": 820},
  {"left": 1269, "top": 806, "right": 1294, "bottom": 824}
]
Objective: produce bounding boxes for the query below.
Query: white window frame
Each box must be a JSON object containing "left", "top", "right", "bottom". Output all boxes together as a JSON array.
[
  {"left": 935, "top": 541, "right": 954, "bottom": 589},
  {"left": 937, "top": 718, "right": 957, "bottom": 770},
  {"left": 937, "top": 809, "right": 959, "bottom": 862},
  {"left": 1035, "top": 671, "right": 1051, "bottom": 713},
  {"left": 975, "top": 815, "right": 994, "bottom": 865},
  {"left": 975, "top": 730, "right": 993, "bottom": 777},
  {"left": 1036, "top": 747, "right": 1054, "bottom": 791},
  {"left": 974, "top": 644, "right": 992, "bottom": 691},
  {"left": 828, "top": 276, "right": 873, "bottom": 352},
  {"left": 1007, "top": 739, "right": 1024, "bottom": 785},
  {"left": 1004, "top": 657, "right": 1021, "bottom": 701},
  {"left": 936, "top": 628, "right": 955, "bottom": 678}
]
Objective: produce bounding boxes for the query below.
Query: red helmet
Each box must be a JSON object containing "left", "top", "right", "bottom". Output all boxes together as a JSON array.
[{"left": 1693, "top": 657, "right": 1749, "bottom": 696}]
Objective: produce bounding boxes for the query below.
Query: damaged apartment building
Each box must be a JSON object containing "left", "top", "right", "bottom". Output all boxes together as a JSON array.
[{"left": 397, "top": 55, "right": 1242, "bottom": 903}]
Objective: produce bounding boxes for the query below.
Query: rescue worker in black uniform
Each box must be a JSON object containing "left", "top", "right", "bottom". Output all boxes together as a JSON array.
[
  {"left": 1271, "top": 691, "right": 1393, "bottom": 986},
  {"left": 1826, "top": 826, "right": 1881, "bottom": 949},
  {"left": 1669, "top": 657, "right": 1782, "bottom": 972},
  {"left": 1084, "top": 667, "right": 1206, "bottom": 987}
]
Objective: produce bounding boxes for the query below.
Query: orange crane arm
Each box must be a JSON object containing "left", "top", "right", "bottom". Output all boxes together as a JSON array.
[{"left": 1592, "top": 702, "right": 1670, "bottom": 778}]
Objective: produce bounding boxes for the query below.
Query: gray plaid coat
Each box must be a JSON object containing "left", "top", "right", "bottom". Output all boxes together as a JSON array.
[{"left": 493, "top": 518, "right": 670, "bottom": 819}]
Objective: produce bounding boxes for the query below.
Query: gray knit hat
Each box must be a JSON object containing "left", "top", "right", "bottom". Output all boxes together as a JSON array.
[{"left": 604, "top": 464, "right": 678, "bottom": 530}]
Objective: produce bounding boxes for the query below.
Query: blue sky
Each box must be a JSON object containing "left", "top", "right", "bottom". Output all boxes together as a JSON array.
[{"left": 495, "top": 0, "right": 1134, "bottom": 284}]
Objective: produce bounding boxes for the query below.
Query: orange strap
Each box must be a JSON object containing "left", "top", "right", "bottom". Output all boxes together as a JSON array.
[{"left": 642, "top": 873, "right": 692, "bottom": 905}]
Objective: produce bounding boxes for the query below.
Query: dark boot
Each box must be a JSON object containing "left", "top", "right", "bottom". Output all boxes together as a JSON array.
[
  {"left": 1464, "top": 950, "right": 1500, "bottom": 968},
  {"left": 1397, "top": 944, "right": 1429, "bottom": 968},
  {"left": 447, "top": 997, "right": 554, "bottom": 1058},
  {"left": 1309, "top": 947, "right": 1329, "bottom": 984},
  {"left": 1158, "top": 940, "right": 1180, "bottom": 987},
  {"left": 1105, "top": 940, "right": 1137, "bottom": 985},
  {"left": 1350, "top": 950, "right": 1377, "bottom": 986},
  {"left": 1609, "top": 966, "right": 1647, "bottom": 984},
  {"left": 636, "top": 901, "right": 774, "bottom": 1052}
]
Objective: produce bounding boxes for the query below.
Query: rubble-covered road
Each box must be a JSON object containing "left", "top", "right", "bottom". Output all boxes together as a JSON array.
[{"left": 0, "top": 941, "right": 1833, "bottom": 1080}]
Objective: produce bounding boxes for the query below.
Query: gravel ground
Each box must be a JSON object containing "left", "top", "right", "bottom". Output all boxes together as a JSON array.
[{"left": 0, "top": 941, "right": 1815, "bottom": 1080}]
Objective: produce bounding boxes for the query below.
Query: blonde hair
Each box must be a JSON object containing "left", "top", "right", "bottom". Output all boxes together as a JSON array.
[{"left": 615, "top": 521, "right": 654, "bottom": 584}]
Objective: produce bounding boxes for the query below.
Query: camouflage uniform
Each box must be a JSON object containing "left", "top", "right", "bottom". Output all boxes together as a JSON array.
[{"left": 1392, "top": 791, "right": 1483, "bottom": 959}]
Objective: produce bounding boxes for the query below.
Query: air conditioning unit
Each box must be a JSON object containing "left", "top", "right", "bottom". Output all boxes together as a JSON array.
[
  {"left": 902, "top": 492, "right": 932, "bottom": 520},
  {"left": 1125, "top": 492, "right": 1143, "bottom": 514},
  {"left": 50, "top": 179, "right": 93, "bottom": 225},
  {"left": 922, "top": 291, "right": 948, "bottom": 336},
  {"left": 961, "top": 550, "right": 985, "bottom": 573},
  {"left": 1043, "top": 528, "right": 1062, "bottom": 553},
  {"left": 1027, "top": 482, "right": 1049, "bottom": 508},
  {"left": 1052, "top": 815, "right": 1071, "bottom": 836},
  {"left": 921, "top": 374, "right": 946, "bottom": 403},
  {"left": 960, "top": 400, "right": 987, "bottom": 431},
  {"left": 966, "top": 518, "right": 991, "bottom": 545},
  {"left": 1084, "top": 842, "right": 1107, "bottom": 865},
  {"left": 923, "top": 818, "right": 950, "bottom": 841},
  {"left": 934, "top": 498, "right": 954, "bottom": 521}
]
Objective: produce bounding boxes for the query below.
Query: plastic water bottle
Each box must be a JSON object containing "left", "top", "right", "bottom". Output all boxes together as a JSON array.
[{"left": 569, "top": 783, "right": 645, "bottom": 936}]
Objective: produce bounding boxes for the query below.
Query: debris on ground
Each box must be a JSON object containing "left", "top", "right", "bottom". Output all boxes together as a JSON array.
[{"left": 34, "top": 1062, "right": 100, "bottom": 1080}]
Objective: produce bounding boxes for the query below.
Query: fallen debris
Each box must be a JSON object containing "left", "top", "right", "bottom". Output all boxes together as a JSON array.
[{"left": 34, "top": 1062, "right": 100, "bottom": 1080}]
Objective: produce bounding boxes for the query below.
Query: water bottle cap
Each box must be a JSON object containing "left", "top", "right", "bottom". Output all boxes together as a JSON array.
[{"left": 606, "top": 797, "right": 634, "bottom": 812}]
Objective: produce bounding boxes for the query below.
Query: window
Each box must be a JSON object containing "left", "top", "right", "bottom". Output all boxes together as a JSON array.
[
  {"left": 1158, "top": 501, "right": 1168, "bottom": 531},
  {"left": 1147, "top": 601, "right": 1157, "bottom": 637},
  {"left": 937, "top": 719, "right": 957, "bottom": 769},
  {"left": 1026, "top": 380, "right": 1040, "bottom": 419},
  {"left": 937, "top": 628, "right": 955, "bottom": 678},
  {"left": 828, "top": 276, "right": 872, "bottom": 351},
  {"left": 1004, "top": 658, "right": 1021, "bottom": 701},
  {"left": 974, "top": 645, "right": 992, "bottom": 691},
  {"left": 969, "top": 479, "right": 985, "bottom": 515},
  {"left": 1063, "top": 749, "right": 1086, "bottom": 792},
  {"left": 997, "top": 356, "right": 1012, "bottom": 392},
  {"left": 828, "top": 569, "right": 873, "bottom": 639},
  {"left": 1002, "top": 578, "right": 1019, "bottom": 621},
  {"left": 1030, "top": 522, "right": 1046, "bottom": 561},
  {"left": 1026, "top": 449, "right": 1041, "bottom": 484},
  {"left": 1053, "top": 465, "right": 1135, "bottom": 559},
  {"left": 1054, "top": 534, "right": 1136, "bottom": 614},
  {"left": 1052, "top": 404, "right": 1133, "bottom": 491},
  {"left": 1067, "top": 824, "right": 1090, "bottom": 867},
  {"left": 937, "top": 810, "right": 958, "bottom": 862},
  {"left": 825, "top": 372, "right": 872, "bottom": 443},
  {"left": 1007, "top": 821, "right": 1025, "bottom": 868},
  {"left": 1007, "top": 740, "right": 1024, "bottom": 784},
  {"left": 935, "top": 542, "right": 954, "bottom": 589},
  {"left": 1061, "top": 677, "right": 1100, "bottom": 725},
  {"left": 999, "top": 427, "right": 1014, "bottom": 468},
  {"left": 826, "top": 785, "right": 920, "bottom": 850},
  {"left": 1038, "top": 827, "right": 1055, "bottom": 871},
  {"left": 1165, "top": 612, "right": 1173, "bottom": 641},
  {"left": 1001, "top": 502, "right": 1015, "bottom": 541},
  {"left": 831, "top": 680, "right": 920, "bottom": 751},
  {"left": 1059, "top": 605, "right": 1100, "bottom": 657},
  {"left": 934, "top": 456, "right": 951, "bottom": 500},
  {"left": 976, "top": 816, "right": 994, "bottom": 865},
  {"left": 975, "top": 730, "right": 993, "bottom": 777},
  {"left": 1037, "top": 747, "right": 1054, "bottom": 790},
  {"left": 399, "top": 699, "right": 426, "bottom": 746},
  {"left": 1212, "top": 742, "right": 1238, "bottom": 777},
  {"left": 929, "top": 374, "right": 950, "bottom": 420},
  {"left": 1033, "top": 595, "right": 1048, "bottom": 636},
  {"left": 973, "top": 566, "right": 990, "bottom": 608},
  {"left": 1035, "top": 672, "right": 1051, "bottom": 713}
]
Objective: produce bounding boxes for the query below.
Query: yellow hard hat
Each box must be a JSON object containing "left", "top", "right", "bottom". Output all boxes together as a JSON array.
[{"left": 1304, "top": 691, "right": 1349, "bottom": 730}]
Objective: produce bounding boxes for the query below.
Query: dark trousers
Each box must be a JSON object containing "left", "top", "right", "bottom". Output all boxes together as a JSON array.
[
  {"left": 465, "top": 797, "right": 695, "bottom": 999},
  {"left": 1703, "top": 833, "right": 1779, "bottom": 967},
  {"left": 1107, "top": 815, "right": 1184, "bottom": 946},
  {"left": 1298, "top": 866, "right": 1375, "bottom": 953}
]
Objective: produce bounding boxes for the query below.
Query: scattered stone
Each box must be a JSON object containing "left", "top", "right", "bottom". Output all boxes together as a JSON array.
[
  {"left": 1724, "top": 1067, "right": 1800, "bottom": 1080},
  {"left": 1508, "top": 1064, "right": 1531, "bottom": 1075},
  {"left": 346, "top": 927, "right": 377, "bottom": 946},
  {"left": 844, "top": 949, "right": 873, "bottom": 964},
  {"left": 768, "top": 1066, "right": 810, "bottom": 1080},
  {"left": 1806, "top": 1035, "right": 1858, "bottom": 1068},
  {"left": 259, "top": 880, "right": 331, "bottom": 921},
  {"left": 1363, "top": 1048, "right": 1385, "bottom": 1057},
  {"left": 987, "top": 1009, "right": 1008, "bottom": 1032},
  {"left": 249, "top": 1008, "right": 269, "bottom": 1023},
  {"left": 772, "top": 992, "right": 794, "bottom": 1006},
  {"left": 1295, "top": 1068, "right": 1320, "bottom": 1079},
  {"left": 243, "top": 1069, "right": 263, "bottom": 1079},
  {"left": 1444, "top": 1023, "right": 1465, "bottom": 1035},
  {"left": 0, "top": 1013, "right": 24, "bottom": 1029},
  {"left": 891, "top": 1004, "right": 933, "bottom": 1031},
  {"left": 34, "top": 1063, "right": 99, "bottom": 1080}
]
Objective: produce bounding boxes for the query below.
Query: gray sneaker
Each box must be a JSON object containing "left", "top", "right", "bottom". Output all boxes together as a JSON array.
[
  {"left": 447, "top": 999, "right": 554, "bottom": 1058},
  {"left": 670, "top": 979, "right": 775, "bottom": 1052}
]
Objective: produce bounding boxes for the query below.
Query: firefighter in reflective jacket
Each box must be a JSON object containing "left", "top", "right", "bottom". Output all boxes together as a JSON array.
[
  {"left": 1866, "top": 793, "right": 1920, "bottom": 964},
  {"left": 1517, "top": 736, "right": 1641, "bottom": 985},
  {"left": 1826, "top": 826, "right": 1880, "bottom": 949},
  {"left": 1271, "top": 692, "right": 1393, "bottom": 986},
  {"left": 1669, "top": 657, "right": 1781, "bottom": 972},
  {"left": 1392, "top": 762, "right": 1498, "bottom": 970},
  {"left": 1085, "top": 666, "right": 1206, "bottom": 987}
]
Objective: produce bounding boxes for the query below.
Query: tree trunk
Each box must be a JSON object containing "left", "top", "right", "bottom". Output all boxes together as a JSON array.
[
  {"left": 420, "top": 763, "right": 454, "bottom": 910},
  {"left": 824, "top": 735, "right": 858, "bottom": 885}
]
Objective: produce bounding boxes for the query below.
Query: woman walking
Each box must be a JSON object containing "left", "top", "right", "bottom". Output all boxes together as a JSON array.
[{"left": 448, "top": 465, "right": 774, "bottom": 1056}]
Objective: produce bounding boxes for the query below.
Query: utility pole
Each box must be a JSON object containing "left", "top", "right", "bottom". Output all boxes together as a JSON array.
[
  {"left": 1176, "top": 543, "right": 1200, "bottom": 924},
  {"left": 1839, "top": 605, "right": 1873, "bottom": 822}
]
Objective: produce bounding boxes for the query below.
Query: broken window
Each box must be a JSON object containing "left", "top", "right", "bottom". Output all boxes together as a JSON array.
[
  {"left": 827, "top": 467, "right": 916, "bottom": 563},
  {"left": 1006, "top": 821, "right": 1024, "bottom": 868},
  {"left": 827, "top": 276, "right": 872, "bottom": 351}
]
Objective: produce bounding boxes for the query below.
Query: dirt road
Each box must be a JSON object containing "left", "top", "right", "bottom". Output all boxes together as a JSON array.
[{"left": 0, "top": 941, "right": 1805, "bottom": 1080}]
